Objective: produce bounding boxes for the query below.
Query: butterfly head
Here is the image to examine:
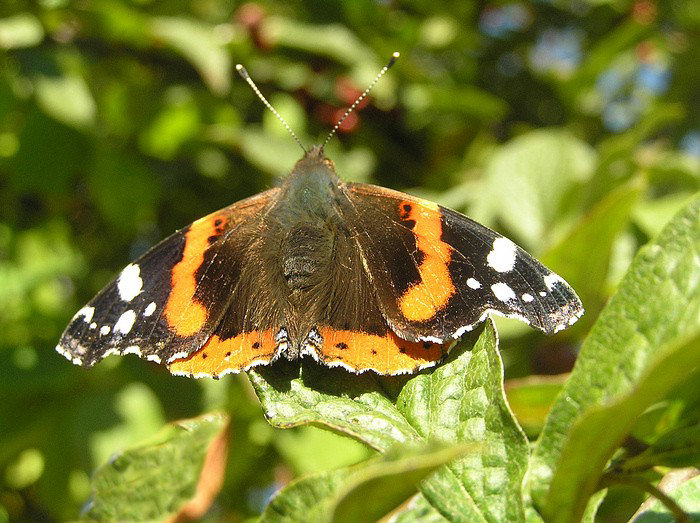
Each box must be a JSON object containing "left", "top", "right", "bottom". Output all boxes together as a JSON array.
[{"left": 280, "top": 146, "right": 341, "bottom": 216}]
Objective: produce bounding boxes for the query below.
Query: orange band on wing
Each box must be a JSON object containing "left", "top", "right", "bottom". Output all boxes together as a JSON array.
[
  {"left": 168, "top": 329, "right": 277, "bottom": 376},
  {"left": 165, "top": 214, "right": 227, "bottom": 337},
  {"left": 397, "top": 200, "right": 455, "bottom": 322},
  {"left": 317, "top": 327, "right": 445, "bottom": 374}
]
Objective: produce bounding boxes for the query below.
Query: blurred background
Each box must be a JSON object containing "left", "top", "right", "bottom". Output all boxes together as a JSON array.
[{"left": 0, "top": 0, "right": 697, "bottom": 521}]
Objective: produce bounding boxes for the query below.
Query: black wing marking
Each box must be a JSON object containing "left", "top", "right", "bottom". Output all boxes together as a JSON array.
[
  {"left": 56, "top": 189, "right": 279, "bottom": 367},
  {"left": 340, "top": 183, "right": 583, "bottom": 342}
]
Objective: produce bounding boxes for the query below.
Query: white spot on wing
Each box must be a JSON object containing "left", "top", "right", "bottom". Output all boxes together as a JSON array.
[
  {"left": 123, "top": 345, "right": 141, "bottom": 356},
  {"left": 167, "top": 351, "right": 189, "bottom": 363},
  {"left": 103, "top": 348, "right": 120, "bottom": 358},
  {"left": 55, "top": 344, "right": 70, "bottom": 359},
  {"left": 146, "top": 354, "right": 161, "bottom": 363},
  {"left": 540, "top": 291, "right": 547, "bottom": 297},
  {"left": 491, "top": 282, "right": 516, "bottom": 302},
  {"left": 117, "top": 263, "right": 143, "bottom": 302},
  {"left": 487, "top": 237, "right": 517, "bottom": 273},
  {"left": 89, "top": 322, "right": 97, "bottom": 330},
  {"left": 144, "top": 302, "right": 157, "bottom": 317},
  {"left": 114, "top": 310, "right": 136, "bottom": 335},
  {"left": 544, "top": 273, "right": 565, "bottom": 291},
  {"left": 522, "top": 293, "right": 534, "bottom": 303},
  {"left": 100, "top": 325, "right": 111, "bottom": 335},
  {"left": 74, "top": 306, "right": 95, "bottom": 323},
  {"left": 467, "top": 278, "right": 482, "bottom": 289}
]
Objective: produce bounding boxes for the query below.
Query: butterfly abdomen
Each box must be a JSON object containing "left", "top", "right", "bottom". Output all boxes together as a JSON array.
[{"left": 281, "top": 223, "right": 333, "bottom": 291}]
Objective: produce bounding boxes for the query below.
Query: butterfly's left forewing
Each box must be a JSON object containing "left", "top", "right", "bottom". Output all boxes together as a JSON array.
[
  {"left": 57, "top": 189, "right": 279, "bottom": 369},
  {"left": 340, "top": 183, "right": 583, "bottom": 343}
]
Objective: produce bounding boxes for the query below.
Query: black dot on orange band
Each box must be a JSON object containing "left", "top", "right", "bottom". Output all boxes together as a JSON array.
[
  {"left": 202, "top": 353, "right": 208, "bottom": 359},
  {"left": 423, "top": 342, "right": 432, "bottom": 349},
  {"left": 252, "top": 342, "right": 260, "bottom": 349},
  {"left": 371, "top": 349, "right": 378, "bottom": 355},
  {"left": 225, "top": 351, "right": 231, "bottom": 357},
  {"left": 399, "top": 347, "right": 406, "bottom": 353},
  {"left": 336, "top": 342, "right": 348, "bottom": 350}
]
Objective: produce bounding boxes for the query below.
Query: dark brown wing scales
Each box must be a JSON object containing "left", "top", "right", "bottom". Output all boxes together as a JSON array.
[
  {"left": 340, "top": 183, "right": 583, "bottom": 342},
  {"left": 56, "top": 189, "right": 280, "bottom": 369},
  {"left": 294, "top": 217, "right": 448, "bottom": 375},
  {"left": 168, "top": 217, "right": 296, "bottom": 377}
]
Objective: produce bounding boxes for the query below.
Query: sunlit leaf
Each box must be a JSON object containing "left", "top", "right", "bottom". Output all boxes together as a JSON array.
[
  {"left": 0, "top": 13, "right": 43, "bottom": 49},
  {"left": 149, "top": 17, "right": 232, "bottom": 95},
  {"left": 35, "top": 73, "right": 96, "bottom": 129},
  {"left": 530, "top": 194, "right": 700, "bottom": 514},
  {"left": 473, "top": 129, "right": 597, "bottom": 250},
  {"left": 260, "top": 17, "right": 373, "bottom": 66},
  {"left": 541, "top": 177, "right": 644, "bottom": 328},
  {"left": 544, "top": 330, "right": 699, "bottom": 523},
  {"left": 251, "top": 320, "right": 530, "bottom": 522},
  {"left": 630, "top": 470, "right": 700, "bottom": 523}
]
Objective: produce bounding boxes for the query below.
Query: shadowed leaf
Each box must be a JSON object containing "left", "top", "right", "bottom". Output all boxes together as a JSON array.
[
  {"left": 79, "top": 413, "right": 228, "bottom": 523},
  {"left": 258, "top": 443, "right": 469, "bottom": 523}
]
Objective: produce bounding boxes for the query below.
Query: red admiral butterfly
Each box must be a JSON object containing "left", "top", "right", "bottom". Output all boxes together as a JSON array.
[{"left": 57, "top": 53, "right": 583, "bottom": 377}]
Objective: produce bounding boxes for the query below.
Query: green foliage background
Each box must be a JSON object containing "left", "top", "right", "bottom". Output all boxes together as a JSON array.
[{"left": 0, "top": 1, "right": 697, "bottom": 522}]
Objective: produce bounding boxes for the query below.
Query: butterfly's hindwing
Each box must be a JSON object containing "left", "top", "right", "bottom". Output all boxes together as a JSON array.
[{"left": 296, "top": 226, "right": 448, "bottom": 375}]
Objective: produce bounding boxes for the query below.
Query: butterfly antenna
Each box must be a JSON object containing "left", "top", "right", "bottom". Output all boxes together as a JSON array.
[
  {"left": 321, "top": 51, "right": 400, "bottom": 149},
  {"left": 236, "top": 63, "right": 306, "bottom": 153}
]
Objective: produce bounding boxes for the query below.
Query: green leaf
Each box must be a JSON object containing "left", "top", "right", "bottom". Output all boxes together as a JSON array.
[
  {"left": 543, "top": 330, "right": 699, "bottom": 523},
  {"left": 251, "top": 320, "right": 530, "bottom": 523},
  {"left": 633, "top": 193, "right": 696, "bottom": 239},
  {"left": 35, "top": 73, "right": 96, "bottom": 129},
  {"left": 402, "top": 322, "right": 529, "bottom": 523},
  {"left": 139, "top": 88, "right": 201, "bottom": 160},
  {"left": 530, "top": 193, "right": 700, "bottom": 509},
  {"left": 563, "top": 19, "right": 651, "bottom": 101},
  {"left": 473, "top": 129, "right": 597, "bottom": 251},
  {"left": 274, "top": 425, "right": 374, "bottom": 476},
  {"left": 259, "top": 469, "right": 349, "bottom": 523},
  {"left": 402, "top": 84, "right": 508, "bottom": 120},
  {"left": 79, "top": 413, "right": 228, "bottom": 523},
  {"left": 250, "top": 360, "right": 423, "bottom": 452},
  {"left": 505, "top": 376, "right": 566, "bottom": 439},
  {"left": 149, "top": 17, "right": 232, "bottom": 95},
  {"left": 390, "top": 494, "right": 449, "bottom": 523},
  {"left": 630, "top": 472, "right": 700, "bottom": 523},
  {"left": 0, "top": 13, "right": 44, "bottom": 49},
  {"left": 259, "top": 17, "right": 373, "bottom": 66},
  {"left": 623, "top": 422, "right": 700, "bottom": 472},
  {"left": 89, "top": 147, "right": 160, "bottom": 232},
  {"left": 258, "top": 444, "right": 469, "bottom": 523},
  {"left": 332, "top": 444, "right": 471, "bottom": 523},
  {"left": 541, "top": 178, "right": 644, "bottom": 328}
]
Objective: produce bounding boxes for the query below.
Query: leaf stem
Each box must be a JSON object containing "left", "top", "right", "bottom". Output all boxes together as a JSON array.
[{"left": 598, "top": 472, "right": 688, "bottom": 523}]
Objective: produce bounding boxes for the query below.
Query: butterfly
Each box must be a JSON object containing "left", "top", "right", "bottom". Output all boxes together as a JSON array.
[{"left": 56, "top": 53, "right": 583, "bottom": 377}]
